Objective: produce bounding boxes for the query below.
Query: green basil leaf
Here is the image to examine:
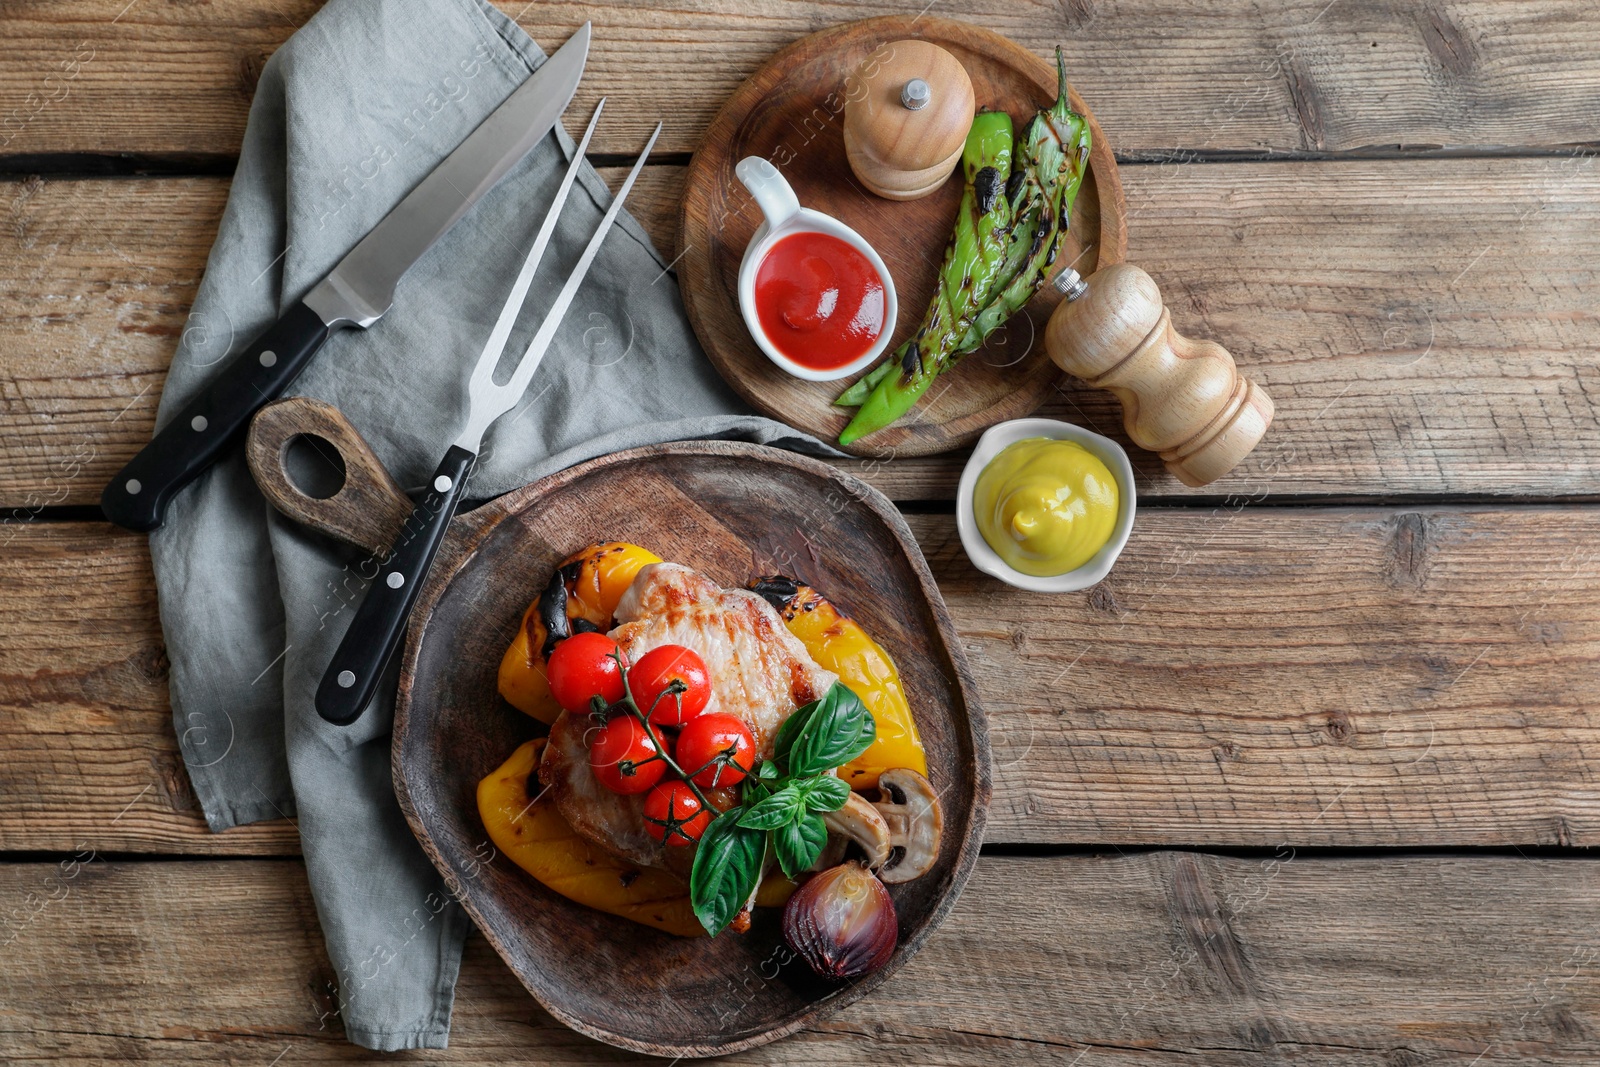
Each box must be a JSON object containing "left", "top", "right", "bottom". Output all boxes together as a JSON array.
[
  {"left": 690, "top": 808, "right": 765, "bottom": 936},
  {"left": 803, "top": 773, "right": 851, "bottom": 813},
  {"left": 787, "top": 682, "right": 877, "bottom": 778},
  {"left": 754, "top": 759, "right": 779, "bottom": 781},
  {"left": 738, "top": 784, "right": 803, "bottom": 831},
  {"left": 772, "top": 698, "right": 820, "bottom": 773},
  {"left": 774, "top": 814, "right": 828, "bottom": 880}
]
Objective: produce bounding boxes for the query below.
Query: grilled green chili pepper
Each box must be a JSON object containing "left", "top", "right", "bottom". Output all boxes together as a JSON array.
[
  {"left": 835, "top": 50, "right": 1092, "bottom": 443},
  {"left": 955, "top": 50, "right": 1090, "bottom": 356},
  {"left": 837, "top": 110, "right": 1014, "bottom": 447},
  {"left": 832, "top": 344, "right": 895, "bottom": 408}
]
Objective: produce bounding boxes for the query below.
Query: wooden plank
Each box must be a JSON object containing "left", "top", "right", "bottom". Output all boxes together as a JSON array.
[
  {"left": 2, "top": 854, "right": 1597, "bottom": 1062},
  {"left": 5, "top": 505, "right": 1597, "bottom": 854},
  {"left": 5, "top": 156, "right": 1600, "bottom": 509},
  {"left": 0, "top": 166, "right": 672, "bottom": 516},
  {"left": 0, "top": 519, "right": 299, "bottom": 855},
  {"left": 929, "top": 505, "right": 1600, "bottom": 847},
  {"left": 0, "top": 175, "right": 222, "bottom": 519},
  {"left": 3, "top": 1, "right": 1600, "bottom": 159}
]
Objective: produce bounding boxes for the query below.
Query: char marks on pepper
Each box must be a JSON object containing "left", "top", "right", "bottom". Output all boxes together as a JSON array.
[
  {"left": 973, "top": 165, "right": 1002, "bottom": 213},
  {"left": 749, "top": 574, "right": 803, "bottom": 612},
  {"left": 535, "top": 565, "right": 570, "bottom": 659}
]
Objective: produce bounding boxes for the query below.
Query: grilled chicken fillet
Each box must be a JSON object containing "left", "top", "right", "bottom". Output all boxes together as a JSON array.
[{"left": 540, "top": 562, "right": 838, "bottom": 870}]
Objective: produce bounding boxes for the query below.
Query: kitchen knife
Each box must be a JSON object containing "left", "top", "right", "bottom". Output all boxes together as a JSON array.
[
  {"left": 315, "top": 111, "right": 662, "bottom": 726},
  {"left": 100, "top": 22, "right": 592, "bottom": 533}
]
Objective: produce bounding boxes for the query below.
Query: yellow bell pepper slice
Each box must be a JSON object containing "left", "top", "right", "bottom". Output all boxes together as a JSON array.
[
  {"left": 767, "top": 582, "right": 928, "bottom": 791},
  {"left": 477, "top": 739, "right": 703, "bottom": 937},
  {"left": 497, "top": 615, "right": 561, "bottom": 723},
  {"left": 479, "top": 739, "right": 797, "bottom": 935},
  {"left": 498, "top": 542, "right": 662, "bottom": 724},
  {"left": 754, "top": 873, "right": 798, "bottom": 909}
]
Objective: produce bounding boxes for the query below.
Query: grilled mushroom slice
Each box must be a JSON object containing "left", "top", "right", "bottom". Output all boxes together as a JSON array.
[
  {"left": 817, "top": 791, "right": 891, "bottom": 870},
  {"left": 873, "top": 769, "right": 942, "bottom": 883}
]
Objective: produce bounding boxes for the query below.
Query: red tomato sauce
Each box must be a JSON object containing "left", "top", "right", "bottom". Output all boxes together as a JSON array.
[{"left": 753, "top": 230, "right": 886, "bottom": 370}]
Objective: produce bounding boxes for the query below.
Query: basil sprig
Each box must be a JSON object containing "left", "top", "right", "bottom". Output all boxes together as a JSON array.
[
  {"left": 774, "top": 682, "right": 877, "bottom": 777},
  {"left": 689, "top": 810, "right": 767, "bottom": 938},
  {"left": 688, "top": 682, "right": 876, "bottom": 934}
]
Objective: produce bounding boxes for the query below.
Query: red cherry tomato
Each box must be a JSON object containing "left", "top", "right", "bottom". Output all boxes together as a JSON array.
[
  {"left": 642, "top": 780, "right": 712, "bottom": 846},
  {"left": 547, "top": 631, "right": 628, "bottom": 714},
  {"left": 628, "top": 644, "right": 712, "bottom": 726},
  {"left": 675, "top": 712, "right": 756, "bottom": 789},
  {"left": 588, "top": 715, "right": 666, "bottom": 795}
]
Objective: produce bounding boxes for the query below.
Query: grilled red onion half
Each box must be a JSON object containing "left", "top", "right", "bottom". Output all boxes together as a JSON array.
[{"left": 781, "top": 861, "right": 897, "bottom": 978}]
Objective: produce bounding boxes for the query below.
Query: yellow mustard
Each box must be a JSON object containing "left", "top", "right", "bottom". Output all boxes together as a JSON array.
[{"left": 973, "top": 437, "right": 1119, "bottom": 576}]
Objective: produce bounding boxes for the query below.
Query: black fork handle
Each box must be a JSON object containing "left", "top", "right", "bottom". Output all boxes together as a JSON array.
[{"left": 313, "top": 446, "right": 475, "bottom": 725}]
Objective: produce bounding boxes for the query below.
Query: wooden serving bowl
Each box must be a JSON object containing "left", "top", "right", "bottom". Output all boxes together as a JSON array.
[
  {"left": 392, "top": 441, "right": 989, "bottom": 1057},
  {"left": 679, "top": 15, "right": 1127, "bottom": 457}
]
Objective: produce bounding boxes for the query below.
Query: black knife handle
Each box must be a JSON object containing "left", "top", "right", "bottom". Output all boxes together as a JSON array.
[
  {"left": 100, "top": 300, "right": 335, "bottom": 532},
  {"left": 314, "top": 446, "right": 475, "bottom": 726}
]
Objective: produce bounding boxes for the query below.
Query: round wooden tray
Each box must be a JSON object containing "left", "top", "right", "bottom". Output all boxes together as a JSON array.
[
  {"left": 392, "top": 441, "right": 989, "bottom": 1057},
  {"left": 678, "top": 15, "right": 1127, "bottom": 457}
]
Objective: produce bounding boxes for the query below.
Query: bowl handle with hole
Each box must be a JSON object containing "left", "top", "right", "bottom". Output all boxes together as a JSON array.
[{"left": 245, "top": 396, "right": 414, "bottom": 557}]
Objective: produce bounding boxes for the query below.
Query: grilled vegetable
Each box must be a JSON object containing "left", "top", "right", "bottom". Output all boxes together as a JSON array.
[
  {"left": 835, "top": 50, "right": 1092, "bottom": 443},
  {"left": 478, "top": 739, "right": 705, "bottom": 937},
  {"left": 782, "top": 860, "right": 898, "bottom": 978},
  {"left": 482, "top": 737, "right": 798, "bottom": 937},
  {"left": 750, "top": 576, "right": 928, "bottom": 790},
  {"left": 497, "top": 541, "right": 661, "bottom": 723},
  {"left": 837, "top": 110, "right": 1015, "bottom": 446},
  {"left": 955, "top": 50, "right": 1091, "bottom": 356}
]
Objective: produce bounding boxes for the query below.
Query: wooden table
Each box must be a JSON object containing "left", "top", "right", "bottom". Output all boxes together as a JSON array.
[{"left": 3, "top": 1, "right": 1598, "bottom": 1062}]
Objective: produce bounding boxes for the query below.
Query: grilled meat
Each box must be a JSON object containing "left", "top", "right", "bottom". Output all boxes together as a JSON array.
[{"left": 539, "top": 562, "right": 838, "bottom": 870}]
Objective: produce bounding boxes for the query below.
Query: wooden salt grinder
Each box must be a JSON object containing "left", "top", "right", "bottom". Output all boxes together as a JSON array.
[
  {"left": 843, "top": 40, "right": 975, "bottom": 201},
  {"left": 1044, "top": 264, "right": 1275, "bottom": 487}
]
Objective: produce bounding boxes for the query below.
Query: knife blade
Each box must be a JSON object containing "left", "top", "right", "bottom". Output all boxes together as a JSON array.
[{"left": 100, "top": 22, "right": 592, "bottom": 533}]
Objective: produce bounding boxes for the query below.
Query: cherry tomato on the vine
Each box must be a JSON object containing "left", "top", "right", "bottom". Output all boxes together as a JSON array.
[
  {"left": 675, "top": 712, "right": 756, "bottom": 788},
  {"left": 588, "top": 715, "right": 666, "bottom": 795},
  {"left": 628, "top": 644, "right": 712, "bottom": 726},
  {"left": 642, "top": 780, "right": 712, "bottom": 846},
  {"left": 547, "top": 631, "right": 628, "bottom": 714}
]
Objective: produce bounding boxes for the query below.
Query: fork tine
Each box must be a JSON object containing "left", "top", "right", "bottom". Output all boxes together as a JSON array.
[
  {"left": 469, "top": 97, "right": 607, "bottom": 389},
  {"left": 500, "top": 122, "right": 663, "bottom": 400}
]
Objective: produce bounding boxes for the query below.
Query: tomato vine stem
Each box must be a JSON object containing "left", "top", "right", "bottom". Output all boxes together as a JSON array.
[{"left": 601, "top": 649, "right": 716, "bottom": 811}]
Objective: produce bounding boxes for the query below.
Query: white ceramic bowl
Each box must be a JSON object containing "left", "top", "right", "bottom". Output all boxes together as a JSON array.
[
  {"left": 956, "top": 418, "right": 1137, "bottom": 593},
  {"left": 733, "top": 156, "right": 898, "bottom": 382}
]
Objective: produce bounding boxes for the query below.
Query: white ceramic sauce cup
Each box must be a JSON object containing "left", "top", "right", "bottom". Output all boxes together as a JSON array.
[
  {"left": 956, "top": 418, "right": 1138, "bottom": 593},
  {"left": 734, "top": 156, "right": 898, "bottom": 382}
]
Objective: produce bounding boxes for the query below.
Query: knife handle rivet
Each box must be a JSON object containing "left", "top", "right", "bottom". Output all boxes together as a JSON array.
[
  {"left": 259, "top": 350, "right": 277, "bottom": 368},
  {"left": 433, "top": 475, "right": 453, "bottom": 493},
  {"left": 191, "top": 415, "right": 209, "bottom": 432},
  {"left": 337, "top": 670, "right": 356, "bottom": 688},
  {"left": 386, "top": 572, "right": 405, "bottom": 589},
  {"left": 125, "top": 479, "right": 142, "bottom": 495}
]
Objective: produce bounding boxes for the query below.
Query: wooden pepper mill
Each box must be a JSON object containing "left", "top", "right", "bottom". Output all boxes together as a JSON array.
[
  {"left": 843, "top": 40, "right": 975, "bottom": 200},
  {"left": 1044, "top": 264, "right": 1275, "bottom": 487}
]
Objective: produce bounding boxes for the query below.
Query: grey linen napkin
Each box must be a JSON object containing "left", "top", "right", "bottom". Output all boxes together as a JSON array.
[{"left": 149, "top": 0, "right": 817, "bottom": 1050}]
